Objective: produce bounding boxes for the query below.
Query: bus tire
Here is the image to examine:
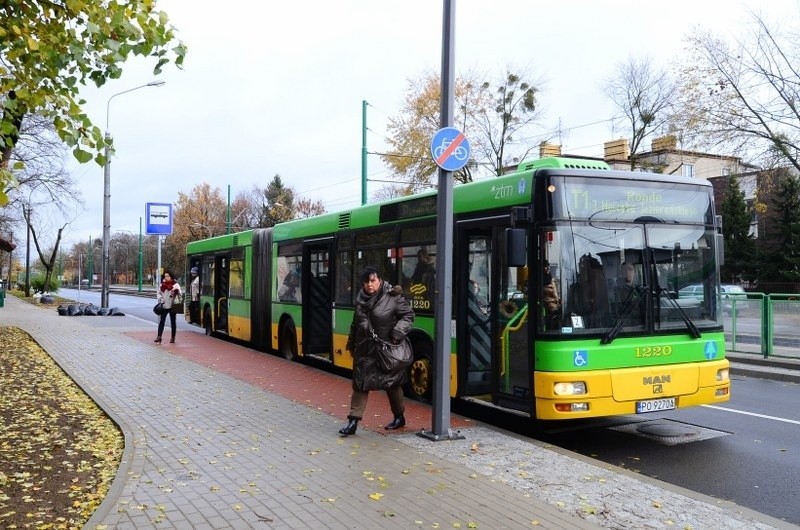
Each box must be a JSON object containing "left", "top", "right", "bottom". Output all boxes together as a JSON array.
[
  {"left": 280, "top": 322, "right": 298, "bottom": 361},
  {"left": 405, "top": 340, "right": 433, "bottom": 403}
]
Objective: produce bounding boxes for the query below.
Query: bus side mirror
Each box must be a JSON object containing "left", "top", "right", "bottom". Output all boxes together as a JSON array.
[{"left": 505, "top": 228, "right": 527, "bottom": 267}]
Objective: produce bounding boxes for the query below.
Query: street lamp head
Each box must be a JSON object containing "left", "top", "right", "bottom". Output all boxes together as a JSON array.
[{"left": 147, "top": 80, "right": 166, "bottom": 87}]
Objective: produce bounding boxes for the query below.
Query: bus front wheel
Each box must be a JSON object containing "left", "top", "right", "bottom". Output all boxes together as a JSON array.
[{"left": 280, "top": 322, "right": 298, "bottom": 361}]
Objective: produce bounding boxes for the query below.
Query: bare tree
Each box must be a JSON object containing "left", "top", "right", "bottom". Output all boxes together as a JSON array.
[
  {"left": 603, "top": 55, "right": 677, "bottom": 169},
  {"left": 8, "top": 115, "right": 84, "bottom": 210},
  {"left": 294, "top": 197, "right": 326, "bottom": 219},
  {"left": 23, "top": 204, "right": 68, "bottom": 292},
  {"left": 5, "top": 115, "right": 83, "bottom": 292},
  {"left": 469, "top": 69, "right": 543, "bottom": 176},
  {"left": 371, "top": 184, "right": 414, "bottom": 202},
  {"left": 677, "top": 10, "right": 800, "bottom": 171}
]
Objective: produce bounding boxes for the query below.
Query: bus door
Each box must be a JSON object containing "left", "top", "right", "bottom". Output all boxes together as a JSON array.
[
  {"left": 213, "top": 253, "right": 229, "bottom": 333},
  {"left": 303, "top": 240, "right": 333, "bottom": 357},
  {"left": 495, "top": 225, "right": 531, "bottom": 412},
  {"left": 457, "top": 224, "right": 531, "bottom": 413},
  {"left": 458, "top": 229, "right": 494, "bottom": 397}
]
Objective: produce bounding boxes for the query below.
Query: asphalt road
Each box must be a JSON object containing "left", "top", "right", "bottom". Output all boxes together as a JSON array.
[{"left": 527, "top": 375, "right": 800, "bottom": 525}]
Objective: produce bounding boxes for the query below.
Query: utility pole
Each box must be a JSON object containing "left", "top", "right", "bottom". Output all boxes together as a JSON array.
[
  {"left": 361, "top": 100, "right": 368, "bottom": 205},
  {"left": 24, "top": 205, "right": 31, "bottom": 297}
]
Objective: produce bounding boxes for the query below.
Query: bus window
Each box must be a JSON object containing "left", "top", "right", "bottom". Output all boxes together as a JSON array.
[
  {"left": 276, "top": 253, "right": 302, "bottom": 303},
  {"left": 354, "top": 230, "right": 395, "bottom": 284},
  {"left": 402, "top": 246, "right": 435, "bottom": 313},
  {"left": 335, "top": 251, "right": 353, "bottom": 305},
  {"left": 229, "top": 249, "right": 245, "bottom": 298}
]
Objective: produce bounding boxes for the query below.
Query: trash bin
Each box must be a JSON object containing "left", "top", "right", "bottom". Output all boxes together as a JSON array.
[{"left": 0, "top": 288, "right": 5, "bottom": 308}]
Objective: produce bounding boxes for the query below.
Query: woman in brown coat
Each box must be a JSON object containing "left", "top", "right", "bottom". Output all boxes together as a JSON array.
[{"left": 338, "top": 266, "right": 415, "bottom": 436}]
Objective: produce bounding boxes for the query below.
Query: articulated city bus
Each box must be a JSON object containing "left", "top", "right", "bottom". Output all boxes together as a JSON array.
[{"left": 186, "top": 156, "right": 730, "bottom": 420}]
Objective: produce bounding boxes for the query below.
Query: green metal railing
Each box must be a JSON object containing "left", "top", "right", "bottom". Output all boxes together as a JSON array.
[{"left": 726, "top": 292, "right": 800, "bottom": 359}]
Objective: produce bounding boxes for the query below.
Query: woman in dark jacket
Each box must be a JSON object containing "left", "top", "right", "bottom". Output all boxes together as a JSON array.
[{"left": 338, "top": 266, "right": 415, "bottom": 436}]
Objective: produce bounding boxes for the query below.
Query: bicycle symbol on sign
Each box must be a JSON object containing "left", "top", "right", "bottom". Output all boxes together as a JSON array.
[{"left": 433, "top": 138, "right": 469, "bottom": 161}]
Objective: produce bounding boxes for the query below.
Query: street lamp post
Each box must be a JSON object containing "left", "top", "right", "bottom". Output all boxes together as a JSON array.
[
  {"left": 101, "top": 80, "right": 165, "bottom": 308},
  {"left": 138, "top": 217, "right": 143, "bottom": 293},
  {"left": 23, "top": 205, "right": 31, "bottom": 297}
]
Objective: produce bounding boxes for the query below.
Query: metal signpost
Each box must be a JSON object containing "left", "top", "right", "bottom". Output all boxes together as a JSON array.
[{"left": 419, "top": 0, "right": 467, "bottom": 442}]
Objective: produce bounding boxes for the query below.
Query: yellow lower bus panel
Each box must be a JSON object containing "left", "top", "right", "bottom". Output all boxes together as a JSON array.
[{"left": 534, "top": 359, "right": 730, "bottom": 420}]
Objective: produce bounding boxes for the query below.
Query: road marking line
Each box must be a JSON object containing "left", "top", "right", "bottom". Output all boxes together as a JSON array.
[{"left": 703, "top": 404, "right": 800, "bottom": 425}]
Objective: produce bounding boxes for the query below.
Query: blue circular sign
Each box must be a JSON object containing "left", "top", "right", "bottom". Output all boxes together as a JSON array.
[{"left": 431, "top": 127, "right": 471, "bottom": 171}]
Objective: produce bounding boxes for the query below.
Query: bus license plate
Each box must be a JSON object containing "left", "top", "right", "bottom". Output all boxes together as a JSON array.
[{"left": 636, "top": 398, "right": 676, "bottom": 414}]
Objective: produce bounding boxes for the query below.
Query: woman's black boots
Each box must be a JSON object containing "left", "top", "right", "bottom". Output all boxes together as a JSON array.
[
  {"left": 384, "top": 415, "right": 406, "bottom": 430},
  {"left": 338, "top": 416, "right": 359, "bottom": 436}
]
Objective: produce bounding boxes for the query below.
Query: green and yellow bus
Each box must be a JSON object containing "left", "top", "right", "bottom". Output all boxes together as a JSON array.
[{"left": 186, "top": 156, "right": 730, "bottom": 420}]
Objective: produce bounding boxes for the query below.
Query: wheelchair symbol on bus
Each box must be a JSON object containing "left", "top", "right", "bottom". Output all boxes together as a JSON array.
[{"left": 573, "top": 350, "right": 588, "bottom": 367}]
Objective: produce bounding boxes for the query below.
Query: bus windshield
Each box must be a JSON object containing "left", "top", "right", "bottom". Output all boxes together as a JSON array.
[{"left": 539, "top": 176, "right": 721, "bottom": 337}]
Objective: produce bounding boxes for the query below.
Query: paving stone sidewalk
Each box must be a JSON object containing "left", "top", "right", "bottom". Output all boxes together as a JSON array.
[{"left": 1, "top": 296, "right": 794, "bottom": 529}]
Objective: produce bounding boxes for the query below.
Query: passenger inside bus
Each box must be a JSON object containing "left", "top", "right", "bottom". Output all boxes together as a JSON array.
[
  {"left": 617, "top": 262, "right": 636, "bottom": 294},
  {"left": 278, "top": 270, "right": 300, "bottom": 302},
  {"left": 411, "top": 248, "right": 435, "bottom": 286},
  {"left": 336, "top": 266, "right": 352, "bottom": 305},
  {"left": 541, "top": 259, "right": 561, "bottom": 329},
  {"left": 613, "top": 261, "right": 643, "bottom": 325},
  {"left": 568, "top": 254, "right": 608, "bottom": 328},
  {"left": 467, "top": 277, "right": 491, "bottom": 376}
]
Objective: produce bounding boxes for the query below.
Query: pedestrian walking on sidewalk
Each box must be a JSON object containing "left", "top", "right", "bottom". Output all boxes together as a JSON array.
[
  {"left": 155, "top": 270, "right": 182, "bottom": 344},
  {"left": 339, "top": 266, "right": 414, "bottom": 436}
]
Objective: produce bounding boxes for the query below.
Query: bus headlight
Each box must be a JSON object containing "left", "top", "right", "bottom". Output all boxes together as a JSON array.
[
  {"left": 716, "top": 368, "right": 729, "bottom": 381},
  {"left": 553, "top": 381, "right": 587, "bottom": 396}
]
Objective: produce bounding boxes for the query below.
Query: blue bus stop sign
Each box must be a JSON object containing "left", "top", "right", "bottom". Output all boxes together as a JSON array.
[
  {"left": 145, "top": 202, "right": 173, "bottom": 235},
  {"left": 431, "top": 127, "right": 471, "bottom": 172}
]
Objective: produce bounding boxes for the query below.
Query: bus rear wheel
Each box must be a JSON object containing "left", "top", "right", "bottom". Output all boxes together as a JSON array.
[{"left": 280, "top": 322, "right": 298, "bottom": 361}]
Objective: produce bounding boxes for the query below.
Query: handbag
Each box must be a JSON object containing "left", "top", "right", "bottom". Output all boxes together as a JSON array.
[
  {"left": 173, "top": 291, "right": 184, "bottom": 305},
  {"left": 366, "top": 312, "right": 412, "bottom": 373},
  {"left": 153, "top": 302, "right": 164, "bottom": 315},
  {"left": 375, "top": 338, "right": 413, "bottom": 373}
]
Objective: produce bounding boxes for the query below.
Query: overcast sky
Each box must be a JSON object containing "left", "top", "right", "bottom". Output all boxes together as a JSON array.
[{"left": 59, "top": 0, "right": 796, "bottom": 248}]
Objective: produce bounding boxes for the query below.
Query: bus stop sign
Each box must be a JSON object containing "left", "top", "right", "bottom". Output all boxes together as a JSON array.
[{"left": 431, "top": 127, "right": 470, "bottom": 172}]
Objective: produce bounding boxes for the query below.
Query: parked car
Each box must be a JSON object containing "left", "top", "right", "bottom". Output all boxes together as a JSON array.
[{"left": 677, "top": 284, "right": 749, "bottom": 314}]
